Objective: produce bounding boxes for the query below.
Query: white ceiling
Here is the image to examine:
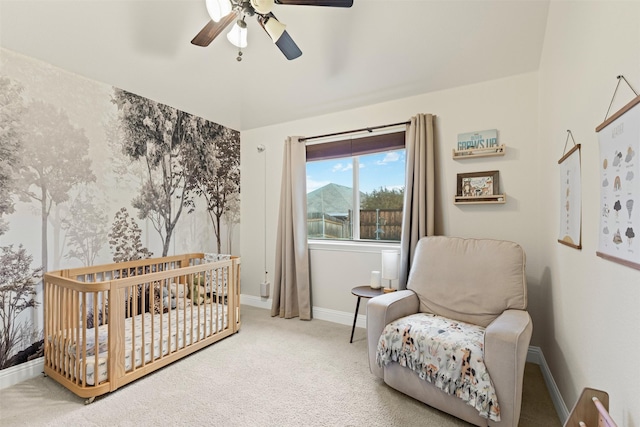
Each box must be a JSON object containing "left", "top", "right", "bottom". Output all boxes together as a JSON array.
[{"left": 0, "top": 0, "right": 549, "bottom": 131}]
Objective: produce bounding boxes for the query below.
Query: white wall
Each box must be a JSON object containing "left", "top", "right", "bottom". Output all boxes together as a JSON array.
[
  {"left": 538, "top": 1, "right": 640, "bottom": 424},
  {"left": 241, "top": 71, "right": 543, "bottom": 328}
]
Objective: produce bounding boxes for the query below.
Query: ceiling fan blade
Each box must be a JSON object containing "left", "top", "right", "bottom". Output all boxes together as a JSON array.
[
  {"left": 259, "top": 13, "right": 303, "bottom": 60},
  {"left": 275, "top": 0, "right": 353, "bottom": 7},
  {"left": 275, "top": 31, "right": 303, "bottom": 60},
  {"left": 191, "top": 11, "right": 238, "bottom": 47}
]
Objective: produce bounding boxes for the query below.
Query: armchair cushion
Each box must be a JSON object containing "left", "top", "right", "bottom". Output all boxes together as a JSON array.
[{"left": 407, "top": 236, "right": 527, "bottom": 327}]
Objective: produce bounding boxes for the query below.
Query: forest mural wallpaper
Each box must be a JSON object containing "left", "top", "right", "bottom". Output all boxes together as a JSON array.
[{"left": 0, "top": 48, "right": 241, "bottom": 372}]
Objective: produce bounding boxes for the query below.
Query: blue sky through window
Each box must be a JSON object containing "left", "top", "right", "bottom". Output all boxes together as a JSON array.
[{"left": 306, "top": 150, "right": 406, "bottom": 194}]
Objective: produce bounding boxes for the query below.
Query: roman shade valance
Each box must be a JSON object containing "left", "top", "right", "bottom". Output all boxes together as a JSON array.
[{"left": 305, "top": 131, "right": 405, "bottom": 162}]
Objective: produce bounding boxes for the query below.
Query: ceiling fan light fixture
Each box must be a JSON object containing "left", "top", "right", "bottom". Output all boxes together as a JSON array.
[
  {"left": 227, "top": 19, "right": 248, "bottom": 48},
  {"left": 206, "top": 0, "right": 232, "bottom": 22},
  {"left": 263, "top": 16, "right": 286, "bottom": 42},
  {"left": 250, "top": 0, "right": 275, "bottom": 15}
]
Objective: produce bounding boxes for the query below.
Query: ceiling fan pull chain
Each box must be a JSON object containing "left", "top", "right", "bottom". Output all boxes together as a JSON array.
[{"left": 237, "top": 48, "right": 243, "bottom": 61}]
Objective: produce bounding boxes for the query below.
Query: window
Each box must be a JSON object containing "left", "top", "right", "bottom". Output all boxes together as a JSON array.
[{"left": 306, "top": 131, "right": 406, "bottom": 241}]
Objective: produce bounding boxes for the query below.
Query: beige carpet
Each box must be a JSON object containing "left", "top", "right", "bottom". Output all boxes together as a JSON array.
[{"left": 0, "top": 305, "right": 561, "bottom": 426}]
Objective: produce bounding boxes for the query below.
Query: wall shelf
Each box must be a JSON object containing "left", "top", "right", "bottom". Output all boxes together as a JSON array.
[
  {"left": 452, "top": 144, "right": 506, "bottom": 159},
  {"left": 454, "top": 194, "right": 506, "bottom": 205}
]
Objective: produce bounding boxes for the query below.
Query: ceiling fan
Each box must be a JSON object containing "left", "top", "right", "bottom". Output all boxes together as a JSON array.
[{"left": 191, "top": 0, "right": 353, "bottom": 61}]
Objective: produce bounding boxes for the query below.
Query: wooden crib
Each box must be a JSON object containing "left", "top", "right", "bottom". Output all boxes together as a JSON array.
[{"left": 43, "top": 253, "right": 241, "bottom": 403}]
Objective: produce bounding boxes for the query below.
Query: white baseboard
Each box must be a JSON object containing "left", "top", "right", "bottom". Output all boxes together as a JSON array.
[
  {"left": 0, "top": 356, "right": 44, "bottom": 390},
  {"left": 240, "top": 294, "right": 366, "bottom": 328},
  {"left": 313, "top": 306, "right": 366, "bottom": 328},
  {"left": 527, "top": 346, "right": 569, "bottom": 423},
  {"left": 240, "top": 294, "right": 272, "bottom": 310}
]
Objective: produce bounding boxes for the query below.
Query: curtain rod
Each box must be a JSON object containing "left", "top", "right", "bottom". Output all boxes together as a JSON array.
[{"left": 299, "top": 120, "right": 411, "bottom": 143}]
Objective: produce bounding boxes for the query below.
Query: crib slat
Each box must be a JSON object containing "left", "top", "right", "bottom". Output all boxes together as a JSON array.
[
  {"left": 195, "top": 272, "right": 200, "bottom": 344},
  {"left": 141, "top": 282, "right": 146, "bottom": 369},
  {"left": 185, "top": 273, "right": 191, "bottom": 349},
  {"left": 44, "top": 281, "right": 51, "bottom": 369},
  {"left": 167, "top": 281, "right": 172, "bottom": 355},
  {"left": 81, "top": 292, "right": 87, "bottom": 386},
  {"left": 50, "top": 284, "right": 56, "bottom": 372},
  {"left": 150, "top": 282, "right": 156, "bottom": 363},
  {"left": 215, "top": 267, "right": 220, "bottom": 333},
  {"left": 102, "top": 290, "right": 107, "bottom": 326},
  {"left": 72, "top": 290, "right": 79, "bottom": 385},
  {"left": 92, "top": 291, "right": 98, "bottom": 385},
  {"left": 159, "top": 283, "right": 165, "bottom": 361},
  {"left": 131, "top": 285, "right": 137, "bottom": 373},
  {"left": 188, "top": 273, "right": 192, "bottom": 347},
  {"left": 48, "top": 281, "right": 55, "bottom": 371}
]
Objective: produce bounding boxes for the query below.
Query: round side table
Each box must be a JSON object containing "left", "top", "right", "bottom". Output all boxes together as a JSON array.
[{"left": 350, "top": 285, "right": 385, "bottom": 343}]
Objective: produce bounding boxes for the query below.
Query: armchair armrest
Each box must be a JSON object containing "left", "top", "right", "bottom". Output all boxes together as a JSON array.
[
  {"left": 366, "top": 290, "right": 419, "bottom": 378},
  {"left": 484, "top": 309, "right": 533, "bottom": 427}
]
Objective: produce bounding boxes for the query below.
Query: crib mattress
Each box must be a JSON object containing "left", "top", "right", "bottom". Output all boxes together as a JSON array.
[{"left": 51, "top": 304, "right": 228, "bottom": 386}]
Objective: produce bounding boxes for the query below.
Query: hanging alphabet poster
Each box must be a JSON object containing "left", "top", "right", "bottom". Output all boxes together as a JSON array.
[
  {"left": 596, "top": 94, "right": 640, "bottom": 269},
  {"left": 558, "top": 143, "right": 582, "bottom": 249}
]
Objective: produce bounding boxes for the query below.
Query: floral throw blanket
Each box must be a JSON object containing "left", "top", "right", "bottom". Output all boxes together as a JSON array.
[{"left": 376, "top": 313, "right": 500, "bottom": 421}]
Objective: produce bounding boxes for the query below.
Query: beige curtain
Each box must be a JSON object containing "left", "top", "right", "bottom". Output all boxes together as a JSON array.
[
  {"left": 271, "top": 137, "right": 311, "bottom": 320},
  {"left": 399, "top": 114, "right": 435, "bottom": 288}
]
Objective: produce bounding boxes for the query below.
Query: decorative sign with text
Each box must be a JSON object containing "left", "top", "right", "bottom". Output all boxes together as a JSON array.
[{"left": 457, "top": 129, "right": 498, "bottom": 151}]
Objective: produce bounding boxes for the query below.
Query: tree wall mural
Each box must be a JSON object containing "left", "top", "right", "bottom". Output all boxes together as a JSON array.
[
  {"left": 192, "top": 125, "right": 241, "bottom": 253},
  {"left": 15, "top": 99, "right": 96, "bottom": 273},
  {"left": 61, "top": 188, "right": 109, "bottom": 266},
  {"left": 108, "top": 207, "right": 153, "bottom": 263},
  {"left": 0, "top": 76, "right": 24, "bottom": 237},
  {"left": 0, "top": 245, "right": 42, "bottom": 369},
  {"left": 0, "top": 48, "right": 241, "bottom": 372}
]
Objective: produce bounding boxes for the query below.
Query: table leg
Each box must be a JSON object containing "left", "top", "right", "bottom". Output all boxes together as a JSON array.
[{"left": 350, "top": 296, "right": 361, "bottom": 343}]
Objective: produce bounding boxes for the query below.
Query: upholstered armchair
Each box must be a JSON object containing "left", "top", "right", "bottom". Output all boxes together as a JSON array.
[{"left": 367, "top": 236, "right": 532, "bottom": 427}]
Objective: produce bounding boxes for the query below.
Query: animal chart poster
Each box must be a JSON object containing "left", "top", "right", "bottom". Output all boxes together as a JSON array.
[{"left": 597, "top": 95, "right": 640, "bottom": 269}]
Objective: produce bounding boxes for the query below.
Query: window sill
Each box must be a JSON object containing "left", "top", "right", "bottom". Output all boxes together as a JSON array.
[{"left": 308, "top": 240, "right": 400, "bottom": 254}]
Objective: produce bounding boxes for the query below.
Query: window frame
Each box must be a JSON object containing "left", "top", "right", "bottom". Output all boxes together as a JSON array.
[{"left": 306, "top": 130, "right": 406, "bottom": 243}]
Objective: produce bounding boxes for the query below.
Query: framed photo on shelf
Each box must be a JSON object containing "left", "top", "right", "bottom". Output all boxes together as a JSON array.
[{"left": 457, "top": 170, "right": 499, "bottom": 197}]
